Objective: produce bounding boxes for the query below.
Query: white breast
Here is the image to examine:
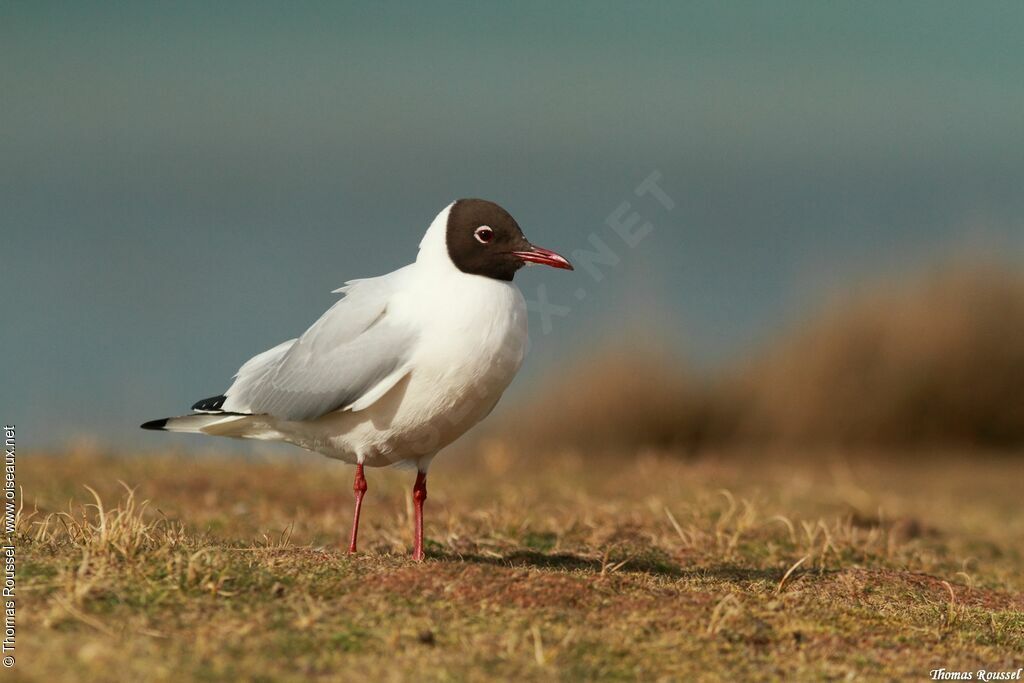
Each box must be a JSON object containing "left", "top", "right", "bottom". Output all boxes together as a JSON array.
[{"left": 283, "top": 268, "right": 528, "bottom": 468}]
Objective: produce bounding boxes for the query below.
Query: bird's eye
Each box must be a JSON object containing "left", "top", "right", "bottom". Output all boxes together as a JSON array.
[{"left": 474, "top": 226, "right": 494, "bottom": 244}]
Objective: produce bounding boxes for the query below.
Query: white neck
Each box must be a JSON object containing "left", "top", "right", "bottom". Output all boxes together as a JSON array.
[{"left": 415, "top": 202, "right": 461, "bottom": 278}]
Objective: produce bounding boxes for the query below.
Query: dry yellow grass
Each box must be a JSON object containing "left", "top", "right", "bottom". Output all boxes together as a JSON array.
[{"left": 14, "top": 445, "right": 1024, "bottom": 681}]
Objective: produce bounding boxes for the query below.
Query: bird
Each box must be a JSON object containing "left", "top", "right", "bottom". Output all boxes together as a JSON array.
[{"left": 141, "top": 199, "right": 573, "bottom": 560}]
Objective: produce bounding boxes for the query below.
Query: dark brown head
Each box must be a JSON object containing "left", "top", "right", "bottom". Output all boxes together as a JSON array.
[{"left": 445, "top": 198, "right": 573, "bottom": 281}]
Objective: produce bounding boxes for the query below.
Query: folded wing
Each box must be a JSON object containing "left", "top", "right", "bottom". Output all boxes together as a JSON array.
[{"left": 221, "top": 267, "right": 418, "bottom": 421}]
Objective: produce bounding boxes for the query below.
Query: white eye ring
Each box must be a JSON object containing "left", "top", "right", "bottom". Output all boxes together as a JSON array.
[{"left": 474, "top": 226, "right": 494, "bottom": 244}]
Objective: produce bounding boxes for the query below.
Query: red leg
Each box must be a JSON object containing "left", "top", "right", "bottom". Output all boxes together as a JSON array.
[
  {"left": 412, "top": 471, "right": 427, "bottom": 561},
  {"left": 348, "top": 463, "right": 368, "bottom": 554}
]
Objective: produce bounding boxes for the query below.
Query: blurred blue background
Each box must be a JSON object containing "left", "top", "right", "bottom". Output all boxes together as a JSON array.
[{"left": 3, "top": 2, "right": 1023, "bottom": 447}]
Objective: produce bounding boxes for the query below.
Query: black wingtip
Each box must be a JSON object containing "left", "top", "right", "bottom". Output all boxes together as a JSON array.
[
  {"left": 191, "top": 394, "right": 228, "bottom": 412},
  {"left": 140, "top": 418, "right": 169, "bottom": 431}
]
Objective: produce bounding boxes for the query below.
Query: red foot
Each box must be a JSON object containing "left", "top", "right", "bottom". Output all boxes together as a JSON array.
[
  {"left": 348, "top": 463, "right": 368, "bottom": 554},
  {"left": 412, "top": 471, "right": 427, "bottom": 561}
]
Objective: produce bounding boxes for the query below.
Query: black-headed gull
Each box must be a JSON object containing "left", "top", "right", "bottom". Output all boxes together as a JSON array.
[{"left": 142, "top": 199, "right": 572, "bottom": 560}]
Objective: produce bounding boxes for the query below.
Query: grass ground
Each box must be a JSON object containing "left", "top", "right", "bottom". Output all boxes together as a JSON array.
[{"left": 13, "top": 444, "right": 1024, "bottom": 681}]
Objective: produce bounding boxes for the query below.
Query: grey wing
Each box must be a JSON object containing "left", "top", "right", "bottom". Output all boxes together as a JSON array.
[{"left": 220, "top": 269, "right": 418, "bottom": 421}]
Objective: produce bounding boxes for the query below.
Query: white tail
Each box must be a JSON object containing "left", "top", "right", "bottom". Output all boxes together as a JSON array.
[{"left": 141, "top": 413, "right": 251, "bottom": 435}]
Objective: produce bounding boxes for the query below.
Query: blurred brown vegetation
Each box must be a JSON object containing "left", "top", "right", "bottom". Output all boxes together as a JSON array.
[
  {"left": 501, "top": 260, "right": 1024, "bottom": 451},
  {"left": 497, "top": 342, "right": 721, "bottom": 452}
]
